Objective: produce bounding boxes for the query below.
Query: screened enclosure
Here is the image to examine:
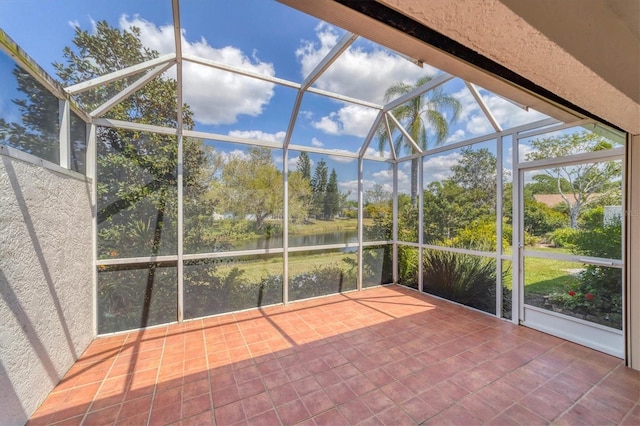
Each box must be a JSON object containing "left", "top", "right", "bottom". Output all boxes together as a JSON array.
[{"left": 0, "top": 0, "right": 626, "bottom": 355}]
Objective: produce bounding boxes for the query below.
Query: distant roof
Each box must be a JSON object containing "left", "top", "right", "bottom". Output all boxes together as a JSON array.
[{"left": 533, "top": 194, "right": 566, "bottom": 207}]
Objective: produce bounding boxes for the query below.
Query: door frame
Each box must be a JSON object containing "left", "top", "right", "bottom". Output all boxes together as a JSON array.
[{"left": 513, "top": 142, "right": 626, "bottom": 357}]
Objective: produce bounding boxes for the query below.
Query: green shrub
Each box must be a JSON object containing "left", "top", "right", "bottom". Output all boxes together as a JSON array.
[
  {"left": 289, "top": 264, "right": 357, "bottom": 301},
  {"left": 573, "top": 220, "right": 622, "bottom": 328},
  {"left": 579, "top": 206, "right": 604, "bottom": 230},
  {"left": 544, "top": 220, "right": 622, "bottom": 329},
  {"left": 548, "top": 227, "right": 579, "bottom": 248},
  {"left": 397, "top": 245, "right": 419, "bottom": 288},
  {"left": 448, "top": 219, "right": 502, "bottom": 251},
  {"left": 524, "top": 200, "right": 567, "bottom": 236},
  {"left": 500, "top": 222, "right": 538, "bottom": 247}
]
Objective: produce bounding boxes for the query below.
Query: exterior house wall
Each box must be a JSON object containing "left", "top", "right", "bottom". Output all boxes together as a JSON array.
[
  {"left": 378, "top": 0, "right": 640, "bottom": 135},
  {"left": 0, "top": 154, "right": 94, "bottom": 425}
]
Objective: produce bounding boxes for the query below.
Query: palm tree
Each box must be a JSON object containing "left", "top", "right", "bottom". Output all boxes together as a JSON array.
[{"left": 378, "top": 75, "right": 461, "bottom": 205}]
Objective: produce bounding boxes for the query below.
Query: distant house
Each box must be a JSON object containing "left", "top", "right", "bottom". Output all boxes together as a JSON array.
[
  {"left": 533, "top": 193, "right": 604, "bottom": 208},
  {"left": 533, "top": 194, "right": 567, "bottom": 208}
]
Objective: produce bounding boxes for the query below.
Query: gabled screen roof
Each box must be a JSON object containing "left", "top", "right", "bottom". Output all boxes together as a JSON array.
[{"left": 0, "top": 0, "right": 558, "bottom": 158}]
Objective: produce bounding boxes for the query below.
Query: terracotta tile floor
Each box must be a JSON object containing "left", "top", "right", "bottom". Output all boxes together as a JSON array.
[{"left": 28, "top": 285, "right": 640, "bottom": 425}]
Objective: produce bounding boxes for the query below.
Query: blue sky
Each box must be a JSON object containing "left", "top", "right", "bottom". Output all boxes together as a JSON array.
[{"left": 0, "top": 0, "right": 553, "bottom": 196}]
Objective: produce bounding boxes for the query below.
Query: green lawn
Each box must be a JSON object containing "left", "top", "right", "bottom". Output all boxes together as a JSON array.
[
  {"left": 503, "top": 246, "right": 581, "bottom": 295},
  {"left": 211, "top": 244, "right": 579, "bottom": 299},
  {"left": 211, "top": 250, "right": 355, "bottom": 283},
  {"left": 524, "top": 257, "right": 580, "bottom": 294},
  {"left": 288, "top": 217, "right": 371, "bottom": 235}
]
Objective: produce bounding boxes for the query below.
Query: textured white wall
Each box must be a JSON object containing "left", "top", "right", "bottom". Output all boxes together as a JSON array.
[
  {"left": 0, "top": 155, "right": 93, "bottom": 425},
  {"left": 378, "top": 0, "right": 640, "bottom": 135}
]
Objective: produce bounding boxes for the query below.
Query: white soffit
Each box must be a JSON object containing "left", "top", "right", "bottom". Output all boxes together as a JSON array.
[{"left": 277, "top": 0, "right": 581, "bottom": 125}]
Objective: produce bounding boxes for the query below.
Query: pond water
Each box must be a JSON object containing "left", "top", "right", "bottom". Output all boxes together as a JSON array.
[{"left": 232, "top": 230, "right": 358, "bottom": 251}]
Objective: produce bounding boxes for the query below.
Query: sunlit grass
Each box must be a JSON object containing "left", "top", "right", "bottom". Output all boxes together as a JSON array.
[
  {"left": 524, "top": 257, "right": 580, "bottom": 294},
  {"left": 502, "top": 246, "right": 580, "bottom": 294},
  {"left": 211, "top": 244, "right": 579, "bottom": 297},
  {"left": 212, "top": 251, "right": 355, "bottom": 282},
  {"left": 288, "top": 218, "right": 372, "bottom": 235}
]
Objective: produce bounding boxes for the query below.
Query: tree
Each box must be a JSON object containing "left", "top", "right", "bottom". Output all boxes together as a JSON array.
[
  {"left": 288, "top": 171, "right": 312, "bottom": 224},
  {"left": 364, "top": 184, "right": 392, "bottom": 206},
  {"left": 0, "top": 68, "right": 60, "bottom": 163},
  {"left": 51, "top": 21, "right": 207, "bottom": 331},
  {"left": 422, "top": 148, "right": 498, "bottom": 244},
  {"left": 526, "top": 131, "right": 622, "bottom": 228},
  {"left": 311, "top": 158, "right": 328, "bottom": 218},
  {"left": 450, "top": 147, "right": 496, "bottom": 195},
  {"left": 296, "top": 151, "right": 312, "bottom": 181},
  {"left": 423, "top": 180, "right": 467, "bottom": 242},
  {"left": 450, "top": 147, "right": 497, "bottom": 215},
  {"left": 527, "top": 174, "right": 572, "bottom": 195},
  {"left": 324, "top": 169, "right": 340, "bottom": 219},
  {"left": 218, "top": 147, "right": 282, "bottom": 230},
  {"left": 378, "top": 75, "right": 461, "bottom": 204},
  {"left": 53, "top": 21, "right": 200, "bottom": 257},
  {"left": 292, "top": 151, "right": 313, "bottom": 222}
]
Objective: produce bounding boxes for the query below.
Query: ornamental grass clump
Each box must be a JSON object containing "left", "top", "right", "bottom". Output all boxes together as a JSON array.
[{"left": 422, "top": 250, "right": 499, "bottom": 314}]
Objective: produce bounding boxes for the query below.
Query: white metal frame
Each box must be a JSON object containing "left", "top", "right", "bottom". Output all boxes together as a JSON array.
[
  {"left": 2, "top": 3, "right": 629, "bottom": 349},
  {"left": 515, "top": 126, "right": 626, "bottom": 357}
]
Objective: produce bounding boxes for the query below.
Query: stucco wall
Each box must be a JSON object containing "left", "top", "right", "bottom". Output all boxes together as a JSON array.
[
  {"left": 378, "top": 0, "right": 640, "bottom": 135},
  {"left": 0, "top": 155, "right": 94, "bottom": 425}
]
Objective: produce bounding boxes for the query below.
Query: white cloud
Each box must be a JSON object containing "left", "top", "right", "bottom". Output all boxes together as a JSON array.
[
  {"left": 445, "top": 129, "right": 466, "bottom": 144},
  {"left": 338, "top": 179, "right": 359, "bottom": 197},
  {"left": 479, "top": 89, "right": 548, "bottom": 129},
  {"left": 215, "top": 149, "right": 250, "bottom": 164},
  {"left": 452, "top": 86, "right": 549, "bottom": 137},
  {"left": 312, "top": 104, "right": 379, "bottom": 138},
  {"left": 68, "top": 20, "right": 80, "bottom": 29},
  {"left": 327, "top": 149, "right": 357, "bottom": 163},
  {"left": 371, "top": 168, "right": 410, "bottom": 188},
  {"left": 364, "top": 147, "right": 391, "bottom": 159},
  {"left": 275, "top": 154, "right": 317, "bottom": 170},
  {"left": 340, "top": 169, "right": 409, "bottom": 200},
  {"left": 451, "top": 88, "right": 492, "bottom": 136},
  {"left": 373, "top": 169, "right": 393, "bottom": 180},
  {"left": 119, "top": 15, "right": 275, "bottom": 125},
  {"left": 228, "top": 130, "right": 285, "bottom": 143},
  {"left": 312, "top": 115, "right": 340, "bottom": 134},
  {"left": 467, "top": 115, "right": 493, "bottom": 135},
  {"left": 423, "top": 152, "right": 462, "bottom": 183},
  {"left": 373, "top": 182, "right": 394, "bottom": 193},
  {"left": 296, "top": 23, "right": 437, "bottom": 104},
  {"left": 339, "top": 179, "right": 394, "bottom": 201},
  {"left": 299, "top": 110, "right": 314, "bottom": 120},
  {"left": 515, "top": 143, "right": 536, "bottom": 163},
  {"left": 311, "top": 137, "right": 324, "bottom": 147}
]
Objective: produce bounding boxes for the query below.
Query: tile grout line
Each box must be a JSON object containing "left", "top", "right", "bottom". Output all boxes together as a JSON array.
[
  {"left": 75, "top": 335, "right": 129, "bottom": 425},
  {"left": 200, "top": 319, "right": 215, "bottom": 423},
  {"left": 238, "top": 315, "right": 286, "bottom": 425},
  {"left": 413, "top": 331, "right": 564, "bottom": 424},
  {"left": 145, "top": 326, "right": 169, "bottom": 426},
  {"left": 32, "top": 287, "right": 638, "bottom": 425},
  {"left": 619, "top": 401, "right": 640, "bottom": 425},
  {"left": 551, "top": 361, "right": 629, "bottom": 424}
]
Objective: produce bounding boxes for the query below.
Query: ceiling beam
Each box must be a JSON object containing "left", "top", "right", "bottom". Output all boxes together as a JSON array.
[{"left": 65, "top": 53, "right": 176, "bottom": 95}]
